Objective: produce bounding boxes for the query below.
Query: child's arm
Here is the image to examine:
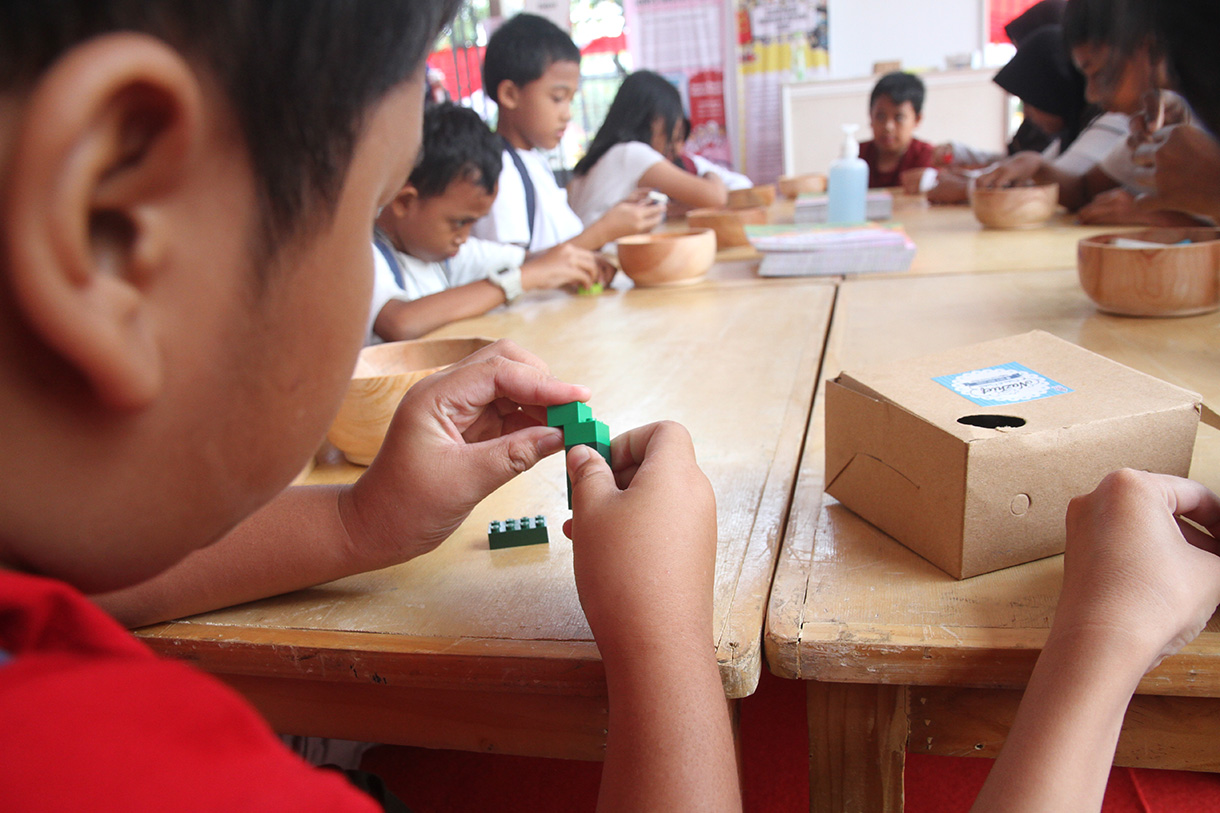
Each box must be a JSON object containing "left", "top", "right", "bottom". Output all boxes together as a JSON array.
[
  {"left": 1078, "top": 187, "right": 1210, "bottom": 226},
  {"left": 374, "top": 281, "right": 507, "bottom": 341},
  {"left": 972, "top": 470, "right": 1220, "bottom": 812},
  {"left": 974, "top": 152, "right": 1115, "bottom": 211},
  {"left": 94, "top": 341, "right": 589, "bottom": 627},
  {"left": 565, "top": 422, "right": 741, "bottom": 812},
  {"left": 638, "top": 158, "right": 729, "bottom": 210},
  {"left": 1136, "top": 124, "right": 1220, "bottom": 222}
]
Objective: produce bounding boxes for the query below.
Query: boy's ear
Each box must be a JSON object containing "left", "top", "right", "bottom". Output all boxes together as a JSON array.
[
  {"left": 389, "top": 184, "right": 421, "bottom": 217},
  {"left": 2, "top": 34, "right": 203, "bottom": 412},
  {"left": 496, "top": 80, "right": 521, "bottom": 111}
]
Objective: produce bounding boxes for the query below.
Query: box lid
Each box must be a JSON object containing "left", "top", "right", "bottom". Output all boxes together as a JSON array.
[{"left": 835, "top": 331, "right": 1201, "bottom": 443}]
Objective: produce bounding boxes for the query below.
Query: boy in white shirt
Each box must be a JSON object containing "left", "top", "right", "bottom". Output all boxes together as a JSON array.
[
  {"left": 371, "top": 103, "right": 610, "bottom": 343},
  {"left": 470, "top": 13, "right": 663, "bottom": 252}
]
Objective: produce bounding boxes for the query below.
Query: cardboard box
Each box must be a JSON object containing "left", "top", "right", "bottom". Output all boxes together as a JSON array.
[{"left": 825, "top": 331, "right": 1200, "bottom": 579}]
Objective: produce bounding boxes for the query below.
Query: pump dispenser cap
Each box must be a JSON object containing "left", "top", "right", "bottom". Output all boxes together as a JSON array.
[{"left": 840, "top": 124, "right": 860, "bottom": 159}]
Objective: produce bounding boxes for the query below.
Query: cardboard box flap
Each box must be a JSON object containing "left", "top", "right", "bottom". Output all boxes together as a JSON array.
[{"left": 836, "top": 331, "right": 1200, "bottom": 443}]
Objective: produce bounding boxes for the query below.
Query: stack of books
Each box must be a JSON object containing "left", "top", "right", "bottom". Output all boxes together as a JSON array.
[
  {"left": 794, "top": 190, "right": 894, "bottom": 223},
  {"left": 745, "top": 222, "right": 916, "bottom": 277}
]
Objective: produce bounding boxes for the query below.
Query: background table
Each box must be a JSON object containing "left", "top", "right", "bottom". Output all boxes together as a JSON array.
[
  {"left": 766, "top": 268, "right": 1220, "bottom": 811},
  {"left": 137, "top": 278, "right": 835, "bottom": 759}
]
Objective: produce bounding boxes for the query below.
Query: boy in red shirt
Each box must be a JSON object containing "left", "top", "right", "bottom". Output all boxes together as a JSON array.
[
  {"left": 0, "top": 3, "right": 739, "bottom": 811},
  {"left": 859, "top": 71, "right": 937, "bottom": 188}
]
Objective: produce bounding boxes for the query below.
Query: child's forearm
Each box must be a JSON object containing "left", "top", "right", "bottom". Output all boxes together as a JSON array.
[
  {"left": 374, "top": 282, "right": 507, "bottom": 342},
  {"left": 971, "top": 626, "right": 1152, "bottom": 812},
  {"left": 569, "top": 221, "right": 615, "bottom": 252},
  {"left": 598, "top": 638, "right": 741, "bottom": 812},
  {"left": 93, "top": 485, "right": 380, "bottom": 628}
]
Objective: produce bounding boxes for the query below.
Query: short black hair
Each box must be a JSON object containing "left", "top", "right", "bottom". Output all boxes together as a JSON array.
[
  {"left": 0, "top": 1, "right": 461, "bottom": 255},
  {"left": 410, "top": 103, "right": 502, "bottom": 198},
  {"left": 482, "top": 13, "right": 582, "bottom": 104},
  {"left": 870, "top": 72, "right": 926, "bottom": 116},
  {"left": 574, "top": 71, "right": 685, "bottom": 177}
]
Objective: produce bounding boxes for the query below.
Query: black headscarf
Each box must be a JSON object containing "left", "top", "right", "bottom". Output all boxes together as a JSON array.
[
  {"left": 993, "top": 24, "right": 1091, "bottom": 150},
  {"left": 1005, "top": 0, "right": 1067, "bottom": 47}
]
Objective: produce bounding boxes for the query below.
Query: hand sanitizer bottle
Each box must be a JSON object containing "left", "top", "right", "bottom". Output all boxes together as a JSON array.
[{"left": 828, "top": 124, "right": 868, "bottom": 224}]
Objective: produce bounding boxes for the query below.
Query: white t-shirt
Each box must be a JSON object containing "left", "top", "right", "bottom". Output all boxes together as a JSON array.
[
  {"left": 470, "top": 146, "right": 584, "bottom": 252},
  {"left": 567, "top": 141, "right": 668, "bottom": 226},
  {"left": 1044, "top": 112, "right": 1129, "bottom": 176},
  {"left": 367, "top": 234, "right": 525, "bottom": 344},
  {"left": 1098, "top": 138, "right": 1154, "bottom": 195}
]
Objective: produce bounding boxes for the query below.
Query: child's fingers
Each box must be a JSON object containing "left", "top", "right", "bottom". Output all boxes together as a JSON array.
[{"left": 568, "top": 444, "right": 618, "bottom": 508}]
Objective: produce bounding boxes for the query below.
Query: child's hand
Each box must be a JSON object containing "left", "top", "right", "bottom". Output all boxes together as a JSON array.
[
  {"left": 1136, "top": 124, "right": 1220, "bottom": 221},
  {"left": 343, "top": 340, "right": 589, "bottom": 563},
  {"left": 1054, "top": 469, "right": 1220, "bottom": 673},
  {"left": 521, "top": 243, "right": 602, "bottom": 291},
  {"left": 598, "top": 199, "right": 666, "bottom": 243},
  {"left": 563, "top": 421, "right": 718, "bottom": 657},
  {"left": 974, "top": 151, "right": 1042, "bottom": 189},
  {"left": 926, "top": 172, "right": 970, "bottom": 205},
  {"left": 901, "top": 166, "right": 935, "bottom": 194},
  {"left": 1077, "top": 187, "right": 1148, "bottom": 225}
]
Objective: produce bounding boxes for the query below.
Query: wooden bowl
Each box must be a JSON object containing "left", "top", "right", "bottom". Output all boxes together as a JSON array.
[
  {"left": 327, "top": 337, "right": 494, "bottom": 465},
  {"left": 971, "top": 182, "right": 1059, "bottom": 229},
  {"left": 726, "top": 184, "right": 777, "bottom": 209},
  {"left": 616, "top": 228, "right": 717, "bottom": 287},
  {"left": 686, "top": 206, "right": 768, "bottom": 249},
  {"left": 1077, "top": 228, "right": 1220, "bottom": 317},
  {"left": 777, "top": 173, "right": 828, "bottom": 199}
]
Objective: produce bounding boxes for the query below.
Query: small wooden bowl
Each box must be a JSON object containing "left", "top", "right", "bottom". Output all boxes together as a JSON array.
[
  {"left": 726, "top": 184, "right": 777, "bottom": 209},
  {"left": 971, "top": 182, "right": 1059, "bottom": 229},
  {"left": 327, "top": 337, "right": 494, "bottom": 465},
  {"left": 777, "top": 173, "right": 827, "bottom": 199},
  {"left": 686, "top": 206, "right": 768, "bottom": 249},
  {"left": 1077, "top": 228, "right": 1220, "bottom": 317},
  {"left": 617, "top": 228, "right": 717, "bottom": 287}
]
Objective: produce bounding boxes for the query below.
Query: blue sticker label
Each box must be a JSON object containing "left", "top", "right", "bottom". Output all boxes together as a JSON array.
[{"left": 933, "top": 362, "right": 1072, "bottom": 407}]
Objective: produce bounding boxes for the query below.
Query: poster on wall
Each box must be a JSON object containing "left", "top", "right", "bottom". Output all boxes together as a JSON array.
[
  {"left": 736, "top": 0, "right": 828, "bottom": 182},
  {"left": 630, "top": 0, "right": 733, "bottom": 167}
]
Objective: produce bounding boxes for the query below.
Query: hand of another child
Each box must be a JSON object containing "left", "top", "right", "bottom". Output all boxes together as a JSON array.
[
  {"left": 1128, "top": 89, "right": 1192, "bottom": 161},
  {"left": 343, "top": 340, "right": 588, "bottom": 562},
  {"left": 1077, "top": 187, "right": 1151, "bottom": 225},
  {"left": 600, "top": 199, "right": 666, "bottom": 242},
  {"left": 925, "top": 172, "right": 970, "bottom": 205},
  {"left": 900, "top": 167, "right": 936, "bottom": 195},
  {"left": 563, "top": 421, "right": 718, "bottom": 657},
  {"left": 1136, "top": 124, "right": 1220, "bottom": 221},
  {"left": 521, "top": 243, "right": 603, "bottom": 291},
  {"left": 974, "top": 151, "right": 1041, "bottom": 189},
  {"left": 1054, "top": 470, "right": 1220, "bottom": 674}
]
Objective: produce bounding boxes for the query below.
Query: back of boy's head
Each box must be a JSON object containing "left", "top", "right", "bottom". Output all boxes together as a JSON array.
[
  {"left": 870, "top": 72, "right": 926, "bottom": 116},
  {"left": 411, "top": 102, "right": 502, "bottom": 198},
  {"left": 1150, "top": 0, "right": 1220, "bottom": 138},
  {"left": 573, "top": 70, "right": 685, "bottom": 176},
  {"left": 0, "top": 1, "right": 461, "bottom": 256},
  {"left": 482, "top": 13, "right": 581, "bottom": 104}
]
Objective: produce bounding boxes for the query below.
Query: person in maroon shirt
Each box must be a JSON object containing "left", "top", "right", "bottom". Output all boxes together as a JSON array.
[{"left": 859, "top": 71, "right": 937, "bottom": 188}]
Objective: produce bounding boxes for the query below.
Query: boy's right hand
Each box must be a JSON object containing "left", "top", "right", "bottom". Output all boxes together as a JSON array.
[
  {"left": 1054, "top": 469, "right": 1220, "bottom": 673},
  {"left": 1135, "top": 123, "right": 1220, "bottom": 221},
  {"left": 563, "top": 421, "right": 718, "bottom": 658},
  {"left": 520, "top": 243, "right": 604, "bottom": 292}
]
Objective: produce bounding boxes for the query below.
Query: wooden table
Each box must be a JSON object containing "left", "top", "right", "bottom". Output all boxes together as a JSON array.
[
  {"left": 766, "top": 268, "right": 1220, "bottom": 811},
  {"left": 137, "top": 277, "right": 835, "bottom": 759},
  {"left": 710, "top": 193, "right": 1136, "bottom": 278}
]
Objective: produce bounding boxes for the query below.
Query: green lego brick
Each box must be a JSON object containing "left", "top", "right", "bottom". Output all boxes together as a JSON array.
[
  {"left": 488, "top": 515, "right": 549, "bottom": 549},
  {"left": 576, "top": 281, "right": 604, "bottom": 296},
  {"left": 563, "top": 419, "right": 609, "bottom": 447},
  {"left": 547, "top": 401, "right": 592, "bottom": 428}
]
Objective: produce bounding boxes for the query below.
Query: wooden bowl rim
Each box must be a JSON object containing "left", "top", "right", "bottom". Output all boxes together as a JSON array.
[
  {"left": 1078, "top": 227, "right": 1220, "bottom": 250},
  {"left": 618, "top": 228, "right": 716, "bottom": 246},
  {"left": 353, "top": 336, "right": 494, "bottom": 380}
]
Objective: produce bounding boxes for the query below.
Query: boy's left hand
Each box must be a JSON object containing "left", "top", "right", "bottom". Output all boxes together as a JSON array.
[{"left": 341, "top": 340, "right": 588, "bottom": 564}]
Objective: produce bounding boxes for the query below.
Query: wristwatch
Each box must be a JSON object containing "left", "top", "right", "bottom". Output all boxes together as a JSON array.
[{"left": 487, "top": 264, "right": 524, "bottom": 304}]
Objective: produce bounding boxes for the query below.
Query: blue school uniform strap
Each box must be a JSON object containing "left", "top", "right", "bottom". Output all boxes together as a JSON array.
[
  {"left": 501, "top": 137, "right": 536, "bottom": 247},
  {"left": 373, "top": 233, "right": 406, "bottom": 290}
]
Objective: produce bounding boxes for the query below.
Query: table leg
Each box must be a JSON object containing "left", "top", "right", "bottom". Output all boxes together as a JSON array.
[{"left": 807, "top": 682, "right": 908, "bottom": 813}]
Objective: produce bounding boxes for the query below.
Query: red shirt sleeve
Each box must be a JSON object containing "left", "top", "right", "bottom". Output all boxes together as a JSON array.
[{"left": 0, "top": 572, "right": 380, "bottom": 812}]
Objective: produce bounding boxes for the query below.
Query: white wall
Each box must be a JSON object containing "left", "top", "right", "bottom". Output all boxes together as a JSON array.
[{"left": 826, "top": 0, "right": 987, "bottom": 79}]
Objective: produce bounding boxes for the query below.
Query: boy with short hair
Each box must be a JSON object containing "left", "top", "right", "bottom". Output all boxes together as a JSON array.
[
  {"left": 372, "top": 102, "right": 612, "bottom": 342},
  {"left": 471, "top": 13, "right": 663, "bottom": 252},
  {"left": 0, "top": 2, "right": 740, "bottom": 809},
  {"left": 860, "top": 71, "right": 936, "bottom": 188}
]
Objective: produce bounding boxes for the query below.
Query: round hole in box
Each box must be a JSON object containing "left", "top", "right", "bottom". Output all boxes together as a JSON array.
[{"left": 957, "top": 414, "right": 1026, "bottom": 429}]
